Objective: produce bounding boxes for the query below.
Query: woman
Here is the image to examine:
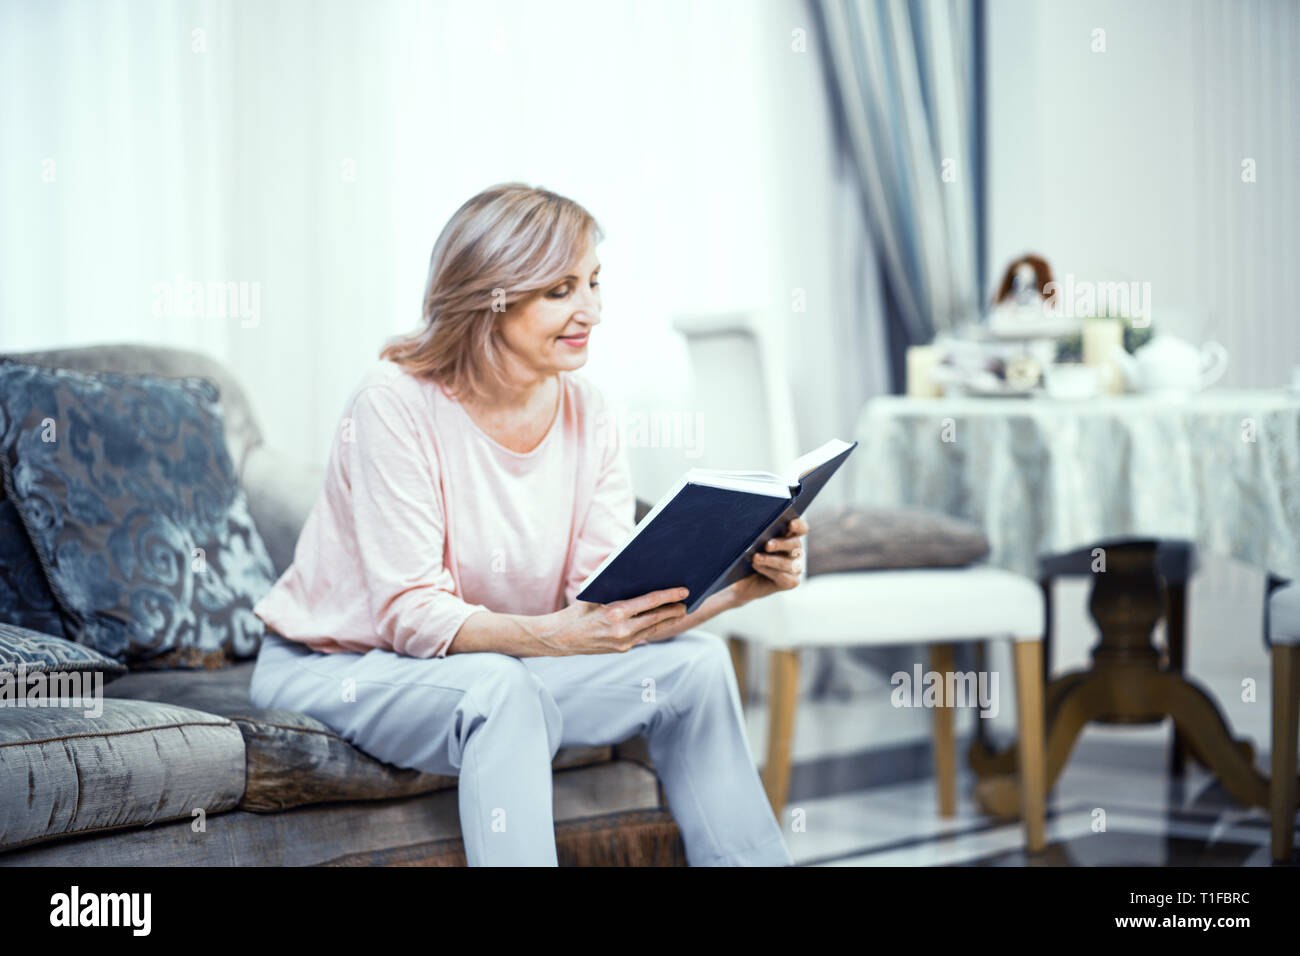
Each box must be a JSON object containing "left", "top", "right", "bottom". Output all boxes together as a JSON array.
[{"left": 250, "top": 183, "right": 807, "bottom": 866}]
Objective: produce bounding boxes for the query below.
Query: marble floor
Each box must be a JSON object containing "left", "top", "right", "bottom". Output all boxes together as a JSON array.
[
  {"left": 777, "top": 740, "right": 1289, "bottom": 866},
  {"left": 733, "top": 555, "right": 1297, "bottom": 867}
]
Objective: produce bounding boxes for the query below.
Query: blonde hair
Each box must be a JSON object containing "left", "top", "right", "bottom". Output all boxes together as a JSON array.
[{"left": 381, "top": 182, "right": 604, "bottom": 399}]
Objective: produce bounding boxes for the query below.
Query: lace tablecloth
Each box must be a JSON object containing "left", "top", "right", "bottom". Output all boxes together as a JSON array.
[{"left": 852, "top": 390, "right": 1300, "bottom": 579}]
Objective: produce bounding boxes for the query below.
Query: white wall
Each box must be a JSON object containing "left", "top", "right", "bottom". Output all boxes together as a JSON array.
[
  {"left": 985, "top": 0, "right": 1300, "bottom": 387},
  {"left": 984, "top": 0, "right": 1296, "bottom": 688},
  {"left": 0, "top": 0, "right": 868, "bottom": 499}
]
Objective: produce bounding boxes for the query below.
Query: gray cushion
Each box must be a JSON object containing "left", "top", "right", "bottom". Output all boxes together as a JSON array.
[
  {"left": 0, "top": 361, "right": 277, "bottom": 668},
  {"left": 0, "top": 698, "right": 245, "bottom": 850},
  {"left": 805, "top": 505, "right": 991, "bottom": 575},
  {"left": 105, "top": 663, "right": 615, "bottom": 812},
  {"left": 0, "top": 620, "right": 126, "bottom": 683},
  {"left": 0, "top": 758, "right": 663, "bottom": 865},
  {"left": 1270, "top": 583, "right": 1300, "bottom": 646}
]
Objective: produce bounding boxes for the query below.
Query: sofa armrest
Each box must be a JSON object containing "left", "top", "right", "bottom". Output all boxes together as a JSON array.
[{"left": 242, "top": 446, "right": 325, "bottom": 577}]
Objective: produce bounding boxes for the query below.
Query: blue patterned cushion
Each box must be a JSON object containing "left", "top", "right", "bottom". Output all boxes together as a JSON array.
[
  {"left": 0, "top": 620, "right": 125, "bottom": 682},
  {"left": 0, "top": 361, "right": 276, "bottom": 669},
  {"left": 0, "top": 492, "right": 68, "bottom": 637}
]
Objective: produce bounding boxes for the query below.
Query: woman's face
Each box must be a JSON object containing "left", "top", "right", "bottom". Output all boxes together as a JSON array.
[{"left": 498, "top": 238, "right": 601, "bottom": 380}]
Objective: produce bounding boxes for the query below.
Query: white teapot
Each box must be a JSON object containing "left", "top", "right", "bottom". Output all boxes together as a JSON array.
[{"left": 1111, "top": 335, "right": 1229, "bottom": 397}]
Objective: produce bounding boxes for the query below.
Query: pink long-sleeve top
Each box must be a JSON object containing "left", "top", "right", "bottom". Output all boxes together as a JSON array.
[{"left": 252, "top": 359, "right": 635, "bottom": 658}]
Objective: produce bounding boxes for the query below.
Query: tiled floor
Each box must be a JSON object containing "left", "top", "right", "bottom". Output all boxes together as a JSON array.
[
  {"left": 778, "top": 749, "right": 1289, "bottom": 866},
  {"left": 735, "top": 555, "right": 1297, "bottom": 866}
]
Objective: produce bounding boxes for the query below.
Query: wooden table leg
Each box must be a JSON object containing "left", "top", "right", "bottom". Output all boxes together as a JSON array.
[
  {"left": 969, "top": 669, "right": 1088, "bottom": 777},
  {"left": 1273, "top": 644, "right": 1300, "bottom": 861},
  {"left": 974, "top": 666, "right": 1103, "bottom": 818},
  {"left": 972, "top": 541, "right": 1283, "bottom": 820}
]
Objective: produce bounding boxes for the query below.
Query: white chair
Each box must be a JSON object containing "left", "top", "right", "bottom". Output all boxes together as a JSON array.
[
  {"left": 1267, "top": 580, "right": 1299, "bottom": 861},
  {"left": 673, "top": 312, "right": 1047, "bottom": 852}
]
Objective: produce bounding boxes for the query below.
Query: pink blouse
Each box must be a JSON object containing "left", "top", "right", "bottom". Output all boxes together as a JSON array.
[{"left": 252, "top": 360, "right": 635, "bottom": 658}]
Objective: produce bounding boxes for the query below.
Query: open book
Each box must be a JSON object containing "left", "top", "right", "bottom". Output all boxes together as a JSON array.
[{"left": 576, "top": 438, "right": 858, "bottom": 614}]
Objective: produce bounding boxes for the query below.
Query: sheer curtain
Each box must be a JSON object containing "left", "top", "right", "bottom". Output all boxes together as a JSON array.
[{"left": 1, "top": 0, "right": 882, "bottom": 488}]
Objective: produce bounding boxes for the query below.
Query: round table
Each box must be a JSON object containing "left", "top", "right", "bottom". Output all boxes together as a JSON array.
[
  {"left": 852, "top": 388, "right": 1300, "bottom": 814},
  {"left": 854, "top": 389, "right": 1300, "bottom": 580}
]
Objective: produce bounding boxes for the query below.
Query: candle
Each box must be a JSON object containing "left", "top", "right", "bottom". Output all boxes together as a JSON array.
[
  {"left": 906, "top": 345, "right": 943, "bottom": 398},
  {"left": 1083, "top": 318, "right": 1125, "bottom": 394}
]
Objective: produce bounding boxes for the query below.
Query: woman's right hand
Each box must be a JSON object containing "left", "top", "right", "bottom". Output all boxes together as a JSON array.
[{"left": 529, "top": 587, "right": 690, "bottom": 656}]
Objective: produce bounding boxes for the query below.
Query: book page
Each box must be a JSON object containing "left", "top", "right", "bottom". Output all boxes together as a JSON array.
[
  {"left": 686, "top": 470, "right": 790, "bottom": 497},
  {"left": 783, "top": 438, "right": 855, "bottom": 485}
]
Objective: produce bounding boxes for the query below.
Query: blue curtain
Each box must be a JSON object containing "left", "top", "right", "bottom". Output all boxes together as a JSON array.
[{"left": 809, "top": 0, "right": 985, "bottom": 391}]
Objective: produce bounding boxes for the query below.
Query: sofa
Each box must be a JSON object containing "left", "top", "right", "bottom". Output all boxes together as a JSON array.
[{"left": 0, "top": 344, "right": 687, "bottom": 866}]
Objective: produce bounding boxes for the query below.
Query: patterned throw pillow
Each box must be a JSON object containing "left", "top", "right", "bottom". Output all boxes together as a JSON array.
[
  {"left": 0, "top": 492, "right": 68, "bottom": 637},
  {"left": 0, "top": 620, "right": 125, "bottom": 683},
  {"left": 0, "top": 361, "right": 276, "bottom": 669}
]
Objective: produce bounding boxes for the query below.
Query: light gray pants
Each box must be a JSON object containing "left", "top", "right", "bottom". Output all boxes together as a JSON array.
[{"left": 249, "top": 628, "right": 793, "bottom": 867}]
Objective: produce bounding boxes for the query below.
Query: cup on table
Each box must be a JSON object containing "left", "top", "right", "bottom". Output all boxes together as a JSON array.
[{"left": 1043, "top": 362, "right": 1101, "bottom": 400}]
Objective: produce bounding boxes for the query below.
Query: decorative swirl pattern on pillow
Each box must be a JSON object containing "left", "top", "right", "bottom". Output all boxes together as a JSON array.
[
  {"left": 0, "top": 494, "right": 67, "bottom": 637},
  {"left": 0, "top": 361, "right": 276, "bottom": 669}
]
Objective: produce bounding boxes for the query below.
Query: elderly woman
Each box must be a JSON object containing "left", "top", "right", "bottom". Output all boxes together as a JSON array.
[{"left": 249, "top": 183, "right": 806, "bottom": 866}]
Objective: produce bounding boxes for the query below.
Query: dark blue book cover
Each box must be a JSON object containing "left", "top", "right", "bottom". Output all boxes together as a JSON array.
[{"left": 576, "top": 439, "right": 856, "bottom": 613}]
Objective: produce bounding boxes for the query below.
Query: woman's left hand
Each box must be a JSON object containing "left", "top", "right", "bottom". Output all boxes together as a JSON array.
[{"left": 733, "top": 516, "right": 809, "bottom": 605}]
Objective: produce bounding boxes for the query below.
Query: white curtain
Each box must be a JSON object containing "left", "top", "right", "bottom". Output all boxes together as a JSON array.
[{"left": 0, "top": 0, "right": 880, "bottom": 495}]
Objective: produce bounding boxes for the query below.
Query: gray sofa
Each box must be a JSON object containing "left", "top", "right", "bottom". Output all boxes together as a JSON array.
[{"left": 0, "top": 344, "right": 686, "bottom": 866}]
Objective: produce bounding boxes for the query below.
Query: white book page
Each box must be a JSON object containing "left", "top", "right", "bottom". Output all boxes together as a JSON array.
[
  {"left": 685, "top": 470, "right": 791, "bottom": 497},
  {"left": 693, "top": 469, "right": 785, "bottom": 482},
  {"left": 782, "top": 438, "right": 854, "bottom": 485}
]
